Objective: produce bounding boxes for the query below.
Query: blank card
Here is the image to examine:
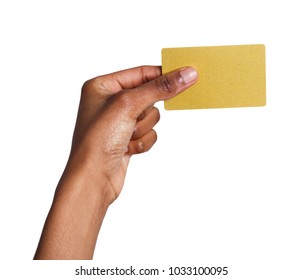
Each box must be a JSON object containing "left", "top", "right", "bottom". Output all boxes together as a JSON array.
[{"left": 162, "top": 44, "right": 266, "bottom": 110}]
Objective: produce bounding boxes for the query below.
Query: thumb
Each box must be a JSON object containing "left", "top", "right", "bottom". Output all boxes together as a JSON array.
[{"left": 120, "top": 67, "right": 198, "bottom": 118}]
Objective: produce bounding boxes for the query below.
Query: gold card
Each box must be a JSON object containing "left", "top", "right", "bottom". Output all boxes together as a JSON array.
[{"left": 162, "top": 44, "right": 266, "bottom": 110}]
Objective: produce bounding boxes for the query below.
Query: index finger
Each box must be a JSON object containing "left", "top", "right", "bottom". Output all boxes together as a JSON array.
[{"left": 91, "top": 66, "right": 162, "bottom": 95}]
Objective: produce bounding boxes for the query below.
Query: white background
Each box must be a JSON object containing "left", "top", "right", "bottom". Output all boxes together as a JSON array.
[{"left": 1, "top": 0, "right": 302, "bottom": 279}]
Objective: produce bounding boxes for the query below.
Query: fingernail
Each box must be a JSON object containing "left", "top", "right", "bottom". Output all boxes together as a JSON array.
[{"left": 180, "top": 67, "right": 198, "bottom": 84}]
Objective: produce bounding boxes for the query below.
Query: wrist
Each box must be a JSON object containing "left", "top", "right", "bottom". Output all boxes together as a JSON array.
[
  {"left": 57, "top": 160, "right": 113, "bottom": 211},
  {"left": 35, "top": 162, "right": 112, "bottom": 259}
]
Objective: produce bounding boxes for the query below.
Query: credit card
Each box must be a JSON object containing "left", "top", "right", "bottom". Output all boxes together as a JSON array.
[{"left": 162, "top": 44, "right": 266, "bottom": 110}]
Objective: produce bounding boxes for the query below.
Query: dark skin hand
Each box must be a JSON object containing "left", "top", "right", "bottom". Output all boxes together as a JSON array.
[{"left": 34, "top": 66, "right": 198, "bottom": 259}]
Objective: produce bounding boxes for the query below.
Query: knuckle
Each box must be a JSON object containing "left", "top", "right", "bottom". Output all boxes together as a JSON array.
[
  {"left": 137, "top": 141, "right": 145, "bottom": 153},
  {"left": 132, "top": 126, "right": 140, "bottom": 139},
  {"left": 155, "top": 75, "right": 178, "bottom": 94},
  {"left": 152, "top": 130, "right": 158, "bottom": 143},
  {"left": 140, "top": 66, "right": 150, "bottom": 84},
  {"left": 81, "top": 77, "right": 112, "bottom": 98},
  {"left": 130, "top": 130, "right": 157, "bottom": 155},
  {"left": 153, "top": 107, "right": 160, "bottom": 122},
  {"left": 81, "top": 78, "right": 99, "bottom": 99},
  {"left": 81, "top": 79, "right": 94, "bottom": 94},
  {"left": 137, "top": 110, "right": 146, "bottom": 121}
]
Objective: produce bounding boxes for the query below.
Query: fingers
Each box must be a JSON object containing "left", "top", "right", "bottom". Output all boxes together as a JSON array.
[
  {"left": 77, "top": 66, "right": 162, "bottom": 143},
  {"left": 116, "top": 67, "right": 198, "bottom": 119},
  {"left": 78, "top": 66, "right": 198, "bottom": 158},
  {"left": 128, "top": 106, "right": 160, "bottom": 155},
  {"left": 83, "top": 66, "right": 162, "bottom": 98},
  {"left": 127, "top": 129, "right": 157, "bottom": 155},
  {"left": 132, "top": 107, "right": 160, "bottom": 140}
]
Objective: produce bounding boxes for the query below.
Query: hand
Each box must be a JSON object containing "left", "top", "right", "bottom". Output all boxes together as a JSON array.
[
  {"left": 66, "top": 65, "right": 198, "bottom": 205},
  {"left": 34, "top": 65, "right": 198, "bottom": 259}
]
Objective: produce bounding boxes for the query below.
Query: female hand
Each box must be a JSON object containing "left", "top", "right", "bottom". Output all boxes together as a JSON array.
[
  {"left": 67, "top": 66, "right": 198, "bottom": 204},
  {"left": 34, "top": 65, "right": 198, "bottom": 259}
]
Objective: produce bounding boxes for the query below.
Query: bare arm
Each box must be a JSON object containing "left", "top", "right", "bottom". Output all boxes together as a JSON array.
[{"left": 34, "top": 66, "right": 198, "bottom": 260}]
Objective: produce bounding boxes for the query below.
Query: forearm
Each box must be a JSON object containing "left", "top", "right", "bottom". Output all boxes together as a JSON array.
[
  {"left": 34, "top": 66, "right": 198, "bottom": 260},
  {"left": 34, "top": 165, "right": 111, "bottom": 260}
]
